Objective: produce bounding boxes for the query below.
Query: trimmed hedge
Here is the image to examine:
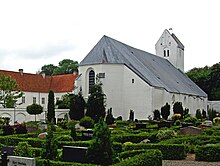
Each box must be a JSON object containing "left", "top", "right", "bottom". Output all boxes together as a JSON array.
[
  {"left": 123, "top": 143, "right": 186, "bottom": 160},
  {"left": 119, "top": 149, "right": 146, "bottom": 160},
  {"left": 195, "top": 144, "right": 220, "bottom": 161},
  {"left": 36, "top": 159, "right": 96, "bottom": 166},
  {"left": 113, "top": 149, "right": 162, "bottom": 166},
  {"left": 111, "top": 132, "right": 157, "bottom": 143}
]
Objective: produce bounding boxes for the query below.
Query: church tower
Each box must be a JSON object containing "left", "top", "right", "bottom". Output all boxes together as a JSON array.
[{"left": 155, "top": 29, "right": 184, "bottom": 72}]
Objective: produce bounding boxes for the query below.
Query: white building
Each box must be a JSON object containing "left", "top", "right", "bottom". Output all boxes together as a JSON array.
[
  {"left": 76, "top": 30, "right": 207, "bottom": 120},
  {"left": 0, "top": 69, "right": 77, "bottom": 123}
]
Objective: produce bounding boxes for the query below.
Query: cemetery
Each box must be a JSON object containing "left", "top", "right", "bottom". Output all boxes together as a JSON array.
[{"left": 0, "top": 105, "right": 219, "bottom": 166}]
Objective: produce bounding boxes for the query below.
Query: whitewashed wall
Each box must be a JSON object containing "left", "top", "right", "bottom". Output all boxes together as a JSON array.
[
  {"left": 0, "top": 108, "right": 69, "bottom": 125},
  {"left": 208, "top": 101, "right": 220, "bottom": 112}
]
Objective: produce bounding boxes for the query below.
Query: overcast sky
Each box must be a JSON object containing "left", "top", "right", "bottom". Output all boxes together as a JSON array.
[{"left": 0, "top": 0, "right": 219, "bottom": 74}]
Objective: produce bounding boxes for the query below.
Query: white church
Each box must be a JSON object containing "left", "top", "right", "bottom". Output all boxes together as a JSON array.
[{"left": 76, "top": 29, "right": 207, "bottom": 120}]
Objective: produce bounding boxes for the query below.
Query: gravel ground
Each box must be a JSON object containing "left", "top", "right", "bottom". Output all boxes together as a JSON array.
[
  {"left": 163, "top": 154, "right": 220, "bottom": 166},
  {"left": 163, "top": 160, "right": 220, "bottom": 166}
]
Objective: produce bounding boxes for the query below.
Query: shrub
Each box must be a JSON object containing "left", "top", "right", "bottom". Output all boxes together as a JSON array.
[
  {"left": 195, "top": 109, "right": 202, "bottom": 119},
  {"left": 213, "top": 117, "right": 220, "bottom": 123},
  {"left": 123, "top": 143, "right": 186, "bottom": 160},
  {"left": 129, "top": 110, "right": 134, "bottom": 121},
  {"left": 173, "top": 102, "right": 183, "bottom": 117},
  {"left": 208, "top": 108, "right": 217, "bottom": 121},
  {"left": 14, "top": 124, "right": 27, "bottom": 134},
  {"left": 195, "top": 144, "right": 220, "bottom": 161},
  {"left": 118, "top": 149, "right": 146, "bottom": 160},
  {"left": 79, "top": 116, "right": 94, "bottom": 129},
  {"left": 114, "top": 149, "right": 162, "bottom": 166},
  {"left": 106, "top": 108, "right": 115, "bottom": 125},
  {"left": 156, "top": 128, "right": 176, "bottom": 140},
  {"left": 171, "top": 114, "right": 181, "bottom": 121},
  {"left": 184, "top": 116, "right": 197, "bottom": 124},
  {"left": 3, "top": 125, "right": 14, "bottom": 135},
  {"left": 153, "top": 109, "right": 160, "bottom": 120},
  {"left": 161, "top": 103, "right": 170, "bottom": 120},
  {"left": 14, "top": 142, "right": 32, "bottom": 157}
]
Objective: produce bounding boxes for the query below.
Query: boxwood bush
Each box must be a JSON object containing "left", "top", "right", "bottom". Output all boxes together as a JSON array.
[
  {"left": 195, "top": 144, "right": 220, "bottom": 161},
  {"left": 123, "top": 143, "right": 186, "bottom": 160},
  {"left": 36, "top": 159, "right": 96, "bottom": 166},
  {"left": 113, "top": 149, "right": 162, "bottom": 166}
]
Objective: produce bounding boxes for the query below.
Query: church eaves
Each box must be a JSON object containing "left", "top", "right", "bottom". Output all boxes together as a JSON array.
[{"left": 80, "top": 35, "right": 207, "bottom": 97}]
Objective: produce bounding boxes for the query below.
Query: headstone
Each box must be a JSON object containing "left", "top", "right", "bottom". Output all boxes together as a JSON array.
[
  {"left": 180, "top": 126, "right": 202, "bottom": 135},
  {"left": 38, "top": 132, "right": 48, "bottom": 139},
  {"left": 8, "top": 156, "right": 35, "bottom": 166},
  {"left": 181, "top": 122, "right": 194, "bottom": 128},
  {"left": 1, "top": 146, "right": 15, "bottom": 156},
  {"left": 135, "top": 123, "right": 146, "bottom": 129},
  {"left": 63, "top": 146, "right": 88, "bottom": 163},
  {"left": 82, "top": 129, "right": 93, "bottom": 140}
]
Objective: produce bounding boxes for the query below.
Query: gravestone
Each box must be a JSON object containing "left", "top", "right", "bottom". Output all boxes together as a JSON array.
[
  {"left": 181, "top": 122, "right": 194, "bottom": 128},
  {"left": 63, "top": 146, "right": 88, "bottom": 163},
  {"left": 1, "top": 146, "right": 15, "bottom": 155},
  {"left": 8, "top": 156, "right": 35, "bottom": 166},
  {"left": 135, "top": 123, "right": 146, "bottom": 129},
  {"left": 82, "top": 129, "right": 93, "bottom": 140},
  {"left": 180, "top": 126, "right": 202, "bottom": 135}
]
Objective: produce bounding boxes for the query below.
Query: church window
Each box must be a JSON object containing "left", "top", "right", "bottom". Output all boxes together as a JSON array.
[
  {"left": 167, "top": 50, "right": 170, "bottom": 57},
  {"left": 132, "top": 79, "right": 135, "bottom": 83},
  {"left": 22, "top": 96, "right": 25, "bottom": 104},
  {"left": 89, "top": 70, "right": 95, "bottom": 93},
  {"left": 42, "top": 97, "right": 45, "bottom": 104},
  {"left": 164, "top": 50, "right": 166, "bottom": 57}
]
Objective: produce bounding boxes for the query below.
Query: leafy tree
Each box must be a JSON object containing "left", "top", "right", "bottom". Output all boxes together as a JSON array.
[
  {"left": 79, "top": 116, "right": 94, "bottom": 128},
  {"left": 160, "top": 103, "right": 170, "bottom": 120},
  {"left": 47, "top": 90, "right": 55, "bottom": 123},
  {"left": 42, "top": 124, "right": 58, "bottom": 160},
  {"left": 86, "top": 118, "right": 113, "bottom": 165},
  {"left": 26, "top": 103, "right": 43, "bottom": 122},
  {"left": 41, "top": 64, "right": 58, "bottom": 76},
  {"left": 53, "top": 59, "right": 78, "bottom": 75},
  {"left": 0, "top": 74, "right": 23, "bottom": 108},
  {"left": 86, "top": 81, "right": 106, "bottom": 122},
  {"left": 153, "top": 109, "right": 161, "bottom": 120},
  {"left": 186, "top": 63, "right": 220, "bottom": 100},
  {"left": 69, "top": 92, "right": 86, "bottom": 120},
  {"left": 173, "top": 102, "right": 184, "bottom": 118}
]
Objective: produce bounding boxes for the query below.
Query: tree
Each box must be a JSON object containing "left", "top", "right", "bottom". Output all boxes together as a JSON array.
[
  {"left": 153, "top": 109, "right": 161, "bottom": 120},
  {"left": 202, "top": 109, "right": 207, "bottom": 119},
  {"left": 161, "top": 103, "right": 170, "bottom": 120},
  {"left": 129, "top": 110, "right": 134, "bottom": 121},
  {"left": 42, "top": 124, "right": 58, "bottom": 160},
  {"left": 86, "top": 118, "right": 113, "bottom": 165},
  {"left": 207, "top": 108, "right": 217, "bottom": 121},
  {"left": 173, "top": 102, "right": 184, "bottom": 118},
  {"left": 69, "top": 92, "right": 86, "bottom": 120},
  {"left": 26, "top": 103, "right": 43, "bottom": 121},
  {"left": 0, "top": 74, "right": 23, "bottom": 108},
  {"left": 47, "top": 90, "right": 55, "bottom": 123},
  {"left": 41, "top": 64, "right": 58, "bottom": 76},
  {"left": 195, "top": 109, "right": 202, "bottom": 120},
  {"left": 86, "top": 81, "right": 106, "bottom": 122},
  {"left": 52, "top": 59, "right": 78, "bottom": 75}
]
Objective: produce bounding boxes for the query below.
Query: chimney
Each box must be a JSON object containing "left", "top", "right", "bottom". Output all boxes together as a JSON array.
[
  {"left": 41, "top": 72, "right": 46, "bottom": 79},
  {"left": 18, "top": 69, "right": 23, "bottom": 75}
]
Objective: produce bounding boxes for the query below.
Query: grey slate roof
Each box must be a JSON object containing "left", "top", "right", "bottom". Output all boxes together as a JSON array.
[{"left": 80, "top": 35, "right": 207, "bottom": 97}]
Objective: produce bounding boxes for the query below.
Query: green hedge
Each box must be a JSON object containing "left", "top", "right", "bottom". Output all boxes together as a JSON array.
[
  {"left": 111, "top": 132, "right": 157, "bottom": 143},
  {"left": 36, "top": 159, "right": 96, "bottom": 166},
  {"left": 118, "top": 149, "right": 146, "bottom": 160},
  {"left": 113, "top": 149, "right": 162, "bottom": 166},
  {"left": 123, "top": 143, "right": 186, "bottom": 160},
  {"left": 30, "top": 147, "right": 42, "bottom": 157},
  {"left": 195, "top": 144, "right": 220, "bottom": 161}
]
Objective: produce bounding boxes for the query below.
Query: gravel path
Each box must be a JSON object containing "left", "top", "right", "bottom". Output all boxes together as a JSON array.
[
  {"left": 163, "top": 160, "right": 220, "bottom": 166},
  {"left": 163, "top": 154, "right": 220, "bottom": 166}
]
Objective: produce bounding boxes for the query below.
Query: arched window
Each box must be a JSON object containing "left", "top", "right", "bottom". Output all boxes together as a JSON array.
[{"left": 89, "top": 70, "right": 95, "bottom": 93}]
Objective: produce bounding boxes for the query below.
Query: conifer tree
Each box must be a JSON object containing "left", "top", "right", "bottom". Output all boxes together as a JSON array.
[
  {"left": 86, "top": 118, "right": 113, "bottom": 165},
  {"left": 47, "top": 90, "right": 55, "bottom": 123}
]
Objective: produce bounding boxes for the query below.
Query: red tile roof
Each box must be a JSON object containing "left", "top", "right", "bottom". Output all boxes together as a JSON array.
[{"left": 0, "top": 70, "right": 77, "bottom": 93}]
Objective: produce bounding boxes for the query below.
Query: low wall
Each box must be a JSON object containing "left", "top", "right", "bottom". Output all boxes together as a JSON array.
[{"left": 0, "top": 108, "right": 69, "bottom": 124}]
